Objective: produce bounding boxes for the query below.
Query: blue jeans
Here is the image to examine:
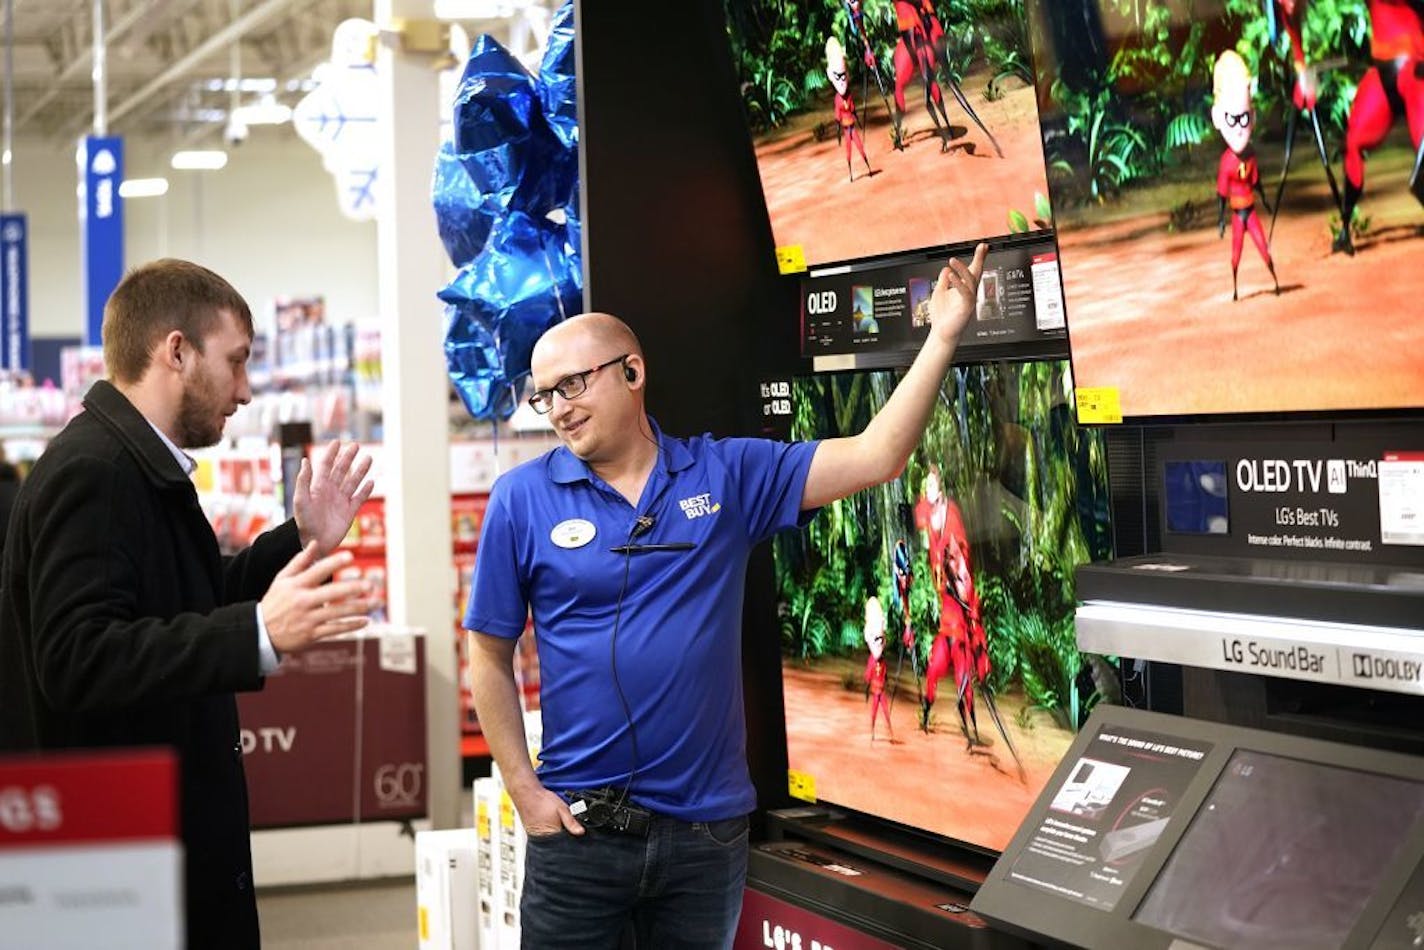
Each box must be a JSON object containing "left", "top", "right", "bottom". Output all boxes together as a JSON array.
[{"left": 519, "top": 813, "right": 750, "bottom": 949}]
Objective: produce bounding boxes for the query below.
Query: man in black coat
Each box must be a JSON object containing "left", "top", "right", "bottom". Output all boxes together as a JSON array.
[{"left": 0, "top": 259, "right": 378, "bottom": 949}]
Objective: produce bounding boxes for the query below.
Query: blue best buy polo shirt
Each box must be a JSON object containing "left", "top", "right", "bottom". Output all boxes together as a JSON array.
[{"left": 464, "top": 421, "right": 819, "bottom": 821}]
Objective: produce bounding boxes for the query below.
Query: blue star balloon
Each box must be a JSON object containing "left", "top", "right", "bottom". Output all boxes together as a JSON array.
[
  {"left": 440, "top": 211, "right": 583, "bottom": 419},
  {"left": 437, "top": 1, "right": 582, "bottom": 420},
  {"left": 540, "top": 3, "right": 578, "bottom": 152},
  {"left": 432, "top": 140, "right": 500, "bottom": 269}
]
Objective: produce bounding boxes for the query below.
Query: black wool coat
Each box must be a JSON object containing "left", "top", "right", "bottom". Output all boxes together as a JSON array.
[{"left": 0, "top": 379, "right": 301, "bottom": 949}]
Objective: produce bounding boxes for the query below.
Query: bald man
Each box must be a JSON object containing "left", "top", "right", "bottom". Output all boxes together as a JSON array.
[{"left": 465, "top": 245, "right": 986, "bottom": 949}]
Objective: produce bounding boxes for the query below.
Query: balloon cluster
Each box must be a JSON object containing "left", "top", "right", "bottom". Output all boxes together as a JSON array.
[{"left": 434, "top": 2, "right": 580, "bottom": 421}]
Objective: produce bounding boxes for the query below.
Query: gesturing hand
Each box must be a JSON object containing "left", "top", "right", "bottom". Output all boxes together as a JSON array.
[
  {"left": 929, "top": 243, "right": 988, "bottom": 347},
  {"left": 260, "top": 543, "right": 376, "bottom": 654},
  {"left": 294, "top": 441, "right": 375, "bottom": 556}
]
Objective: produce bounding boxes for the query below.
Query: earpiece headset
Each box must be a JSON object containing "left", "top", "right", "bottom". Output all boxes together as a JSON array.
[{"left": 622, "top": 358, "right": 637, "bottom": 384}]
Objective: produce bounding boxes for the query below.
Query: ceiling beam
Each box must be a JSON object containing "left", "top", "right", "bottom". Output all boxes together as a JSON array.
[
  {"left": 104, "top": 0, "right": 304, "bottom": 128},
  {"left": 15, "top": 0, "right": 171, "bottom": 130}
]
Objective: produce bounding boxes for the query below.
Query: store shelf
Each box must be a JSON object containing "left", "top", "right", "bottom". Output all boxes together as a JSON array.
[{"left": 1077, "top": 600, "right": 1424, "bottom": 696}]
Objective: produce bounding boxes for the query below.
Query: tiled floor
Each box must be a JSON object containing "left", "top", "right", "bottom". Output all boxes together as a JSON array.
[{"left": 258, "top": 877, "right": 417, "bottom": 949}]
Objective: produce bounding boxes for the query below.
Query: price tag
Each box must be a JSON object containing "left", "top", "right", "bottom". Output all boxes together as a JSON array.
[
  {"left": 787, "top": 769, "right": 817, "bottom": 803},
  {"left": 1075, "top": 386, "right": 1123, "bottom": 424},
  {"left": 776, "top": 245, "right": 807, "bottom": 275}
]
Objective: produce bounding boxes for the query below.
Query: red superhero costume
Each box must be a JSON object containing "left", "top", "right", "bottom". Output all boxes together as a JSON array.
[
  {"left": 893, "top": 0, "right": 952, "bottom": 148},
  {"left": 827, "top": 36, "right": 873, "bottom": 182},
  {"left": 1213, "top": 50, "right": 1280, "bottom": 300},
  {"left": 864, "top": 653, "right": 893, "bottom": 739},
  {"left": 1217, "top": 148, "right": 1278, "bottom": 299},
  {"left": 1337, "top": 0, "right": 1424, "bottom": 253},
  {"left": 1277, "top": 1, "right": 1424, "bottom": 253}
]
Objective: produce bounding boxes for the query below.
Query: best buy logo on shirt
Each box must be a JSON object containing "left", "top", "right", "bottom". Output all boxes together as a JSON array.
[{"left": 678, "top": 493, "right": 720, "bottom": 519}]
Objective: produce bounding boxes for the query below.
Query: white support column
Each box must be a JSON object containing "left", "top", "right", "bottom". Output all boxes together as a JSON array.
[{"left": 373, "top": 0, "right": 458, "bottom": 831}]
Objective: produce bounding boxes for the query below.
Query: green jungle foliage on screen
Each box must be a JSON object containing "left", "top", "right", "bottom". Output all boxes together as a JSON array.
[
  {"left": 726, "top": 0, "right": 1036, "bottom": 132},
  {"left": 772, "top": 362, "right": 1115, "bottom": 728},
  {"left": 1034, "top": 0, "right": 1368, "bottom": 204}
]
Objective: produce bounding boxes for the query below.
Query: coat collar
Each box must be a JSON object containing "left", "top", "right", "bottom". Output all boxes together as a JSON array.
[{"left": 82, "top": 380, "right": 194, "bottom": 489}]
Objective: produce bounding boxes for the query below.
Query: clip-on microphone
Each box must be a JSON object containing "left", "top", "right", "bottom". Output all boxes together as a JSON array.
[{"left": 611, "top": 514, "right": 694, "bottom": 554}]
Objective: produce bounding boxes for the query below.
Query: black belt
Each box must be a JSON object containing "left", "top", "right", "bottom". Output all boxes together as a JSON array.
[{"left": 565, "top": 787, "right": 652, "bottom": 836}]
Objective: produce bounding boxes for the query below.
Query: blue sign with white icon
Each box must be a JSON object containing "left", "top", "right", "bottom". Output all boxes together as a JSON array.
[
  {"left": 80, "top": 136, "right": 124, "bottom": 346},
  {"left": 0, "top": 213, "right": 29, "bottom": 371}
]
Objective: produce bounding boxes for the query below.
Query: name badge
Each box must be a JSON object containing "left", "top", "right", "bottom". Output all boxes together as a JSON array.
[{"left": 551, "top": 518, "right": 596, "bottom": 549}]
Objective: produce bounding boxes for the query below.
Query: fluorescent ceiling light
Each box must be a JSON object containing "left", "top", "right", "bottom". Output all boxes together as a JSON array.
[
  {"left": 203, "top": 77, "right": 278, "bottom": 93},
  {"left": 231, "top": 95, "right": 292, "bottom": 126},
  {"left": 433, "top": 0, "right": 512, "bottom": 18},
  {"left": 119, "top": 178, "right": 169, "bottom": 198},
  {"left": 171, "top": 150, "right": 228, "bottom": 170}
]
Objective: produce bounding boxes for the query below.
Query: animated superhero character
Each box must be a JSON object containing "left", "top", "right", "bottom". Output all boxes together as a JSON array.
[
  {"left": 1327, "top": 0, "right": 1424, "bottom": 254},
  {"left": 827, "top": 36, "right": 875, "bottom": 182},
  {"left": 843, "top": 0, "right": 905, "bottom": 149},
  {"left": 922, "top": 535, "right": 985, "bottom": 743},
  {"left": 889, "top": 537, "right": 927, "bottom": 709},
  {"left": 1264, "top": 0, "right": 1345, "bottom": 241},
  {"left": 892, "top": 0, "right": 953, "bottom": 150},
  {"left": 1213, "top": 50, "right": 1281, "bottom": 301},
  {"left": 885, "top": 1, "right": 1004, "bottom": 156},
  {"left": 862, "top": 595, "right": 894, "bottom": 741},
  {"left": 912, "top": 463, "right": 970, "bottom": 734},
  {"left": 912, "top": 463, "right": 966, "bottom": 594}
]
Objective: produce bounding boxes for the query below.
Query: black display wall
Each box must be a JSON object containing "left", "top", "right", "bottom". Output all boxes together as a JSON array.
[{"left": 574, "top": 0, "right": 803, "bottom": 825}]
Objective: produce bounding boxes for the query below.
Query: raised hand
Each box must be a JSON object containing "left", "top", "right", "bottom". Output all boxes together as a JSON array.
[
  {"left": 294, "top": 441, "right": 375, "bottom": 556},
  {"left": 929, "top": 243, "right": 988, "bottom": 347},
  {"left": 260, "top": 543, "right": 376, "bottom": 654}
]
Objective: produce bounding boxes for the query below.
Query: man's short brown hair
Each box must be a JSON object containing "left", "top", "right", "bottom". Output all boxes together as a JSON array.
[{"left": 102, "top": 259, "right": 254, "bottom": 384}]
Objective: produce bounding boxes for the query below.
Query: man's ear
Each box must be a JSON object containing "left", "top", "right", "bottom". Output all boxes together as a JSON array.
[{"left": 163, "top": 330, "right": 187, "bottom": 371}]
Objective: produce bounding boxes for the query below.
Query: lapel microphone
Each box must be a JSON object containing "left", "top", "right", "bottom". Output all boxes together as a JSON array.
[{"left": 612, "top": 514, "right": 694, "bottom": 554}]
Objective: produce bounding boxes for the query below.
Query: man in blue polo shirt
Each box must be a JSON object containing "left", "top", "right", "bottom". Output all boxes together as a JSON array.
[{"left": 466, "top": 244, "right": 987, "bottom": 949}]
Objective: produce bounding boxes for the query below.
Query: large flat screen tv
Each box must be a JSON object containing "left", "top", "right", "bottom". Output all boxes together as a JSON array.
[
  {"left": 725, "top": 0, "right": 1055, "bottom": 269},
  {"left": 1029, "top": 0, "right": 1424, "bottom": 421},
  {"left": 773, "top": 360, "right": 1114, "bottom": 853}
]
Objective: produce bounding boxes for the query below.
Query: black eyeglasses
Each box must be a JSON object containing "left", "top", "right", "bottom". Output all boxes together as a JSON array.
[
  {"left": 528, "top": 354, "right": 629, "bottom": 414},
  {"left": 1224, "top": 110, "right": 1252, "bottom": 128}
]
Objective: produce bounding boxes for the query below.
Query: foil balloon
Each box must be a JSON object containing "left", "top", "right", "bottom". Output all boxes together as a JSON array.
[
  {"left": 437, "top": 0, "right": 582, "bottom": 421},
  {"left": 443, "top": 303, "right": 519, "bottom": 420},
  {"left": 440, "top": 211, "right": 583, "bottom": 419},
  {"left": 539, "top": 2, "right": 578, "bottom": 152},
  {"left": 451, "top": 36, "right": 539, "bottom": 202},
  {"left": 432, "top": 140, "right": 500, "bottom": 269}
]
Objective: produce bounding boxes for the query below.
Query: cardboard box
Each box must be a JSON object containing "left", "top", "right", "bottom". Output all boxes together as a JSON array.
[{"left": 416, "top": 828, "right": 478, "bottom": 950}]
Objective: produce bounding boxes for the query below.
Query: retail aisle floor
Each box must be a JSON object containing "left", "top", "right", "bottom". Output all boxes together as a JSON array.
[{"left": 259, "top": 877, "right": 417, "bottom": 949}]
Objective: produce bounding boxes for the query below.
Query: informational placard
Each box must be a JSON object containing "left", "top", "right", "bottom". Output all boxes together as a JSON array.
[
  {"left": 79, "top": 136, "right": 124, "bottom": 347},
  {"left": 0, "top": 213, "right": 30, "bottom": 370},
  {"left": 1159, "top": 434, "right": 1424, "bottom": 568},
  {"left": 799, "top": 234, "right": 1067, "bottom": 368},
  {"left": 1008, "top": 726, "right": 1213, "bottom": 912},
  {"left": 1379, "top": 452, "right": 1424, "bottom": 548},
  {"left": 0, "top": 749, "right": 181, "bottom": 949}
]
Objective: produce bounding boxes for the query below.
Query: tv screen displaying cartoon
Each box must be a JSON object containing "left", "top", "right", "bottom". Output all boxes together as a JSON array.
[
  {"left": 724, "top": 0, "right": 1056, "bottom": 269},
  {"left": 1029, "top": 0, "right": 1424, "bottom": 420},
  {"left": 773, "top": 360, "right": 1114, "bottom": 853}
]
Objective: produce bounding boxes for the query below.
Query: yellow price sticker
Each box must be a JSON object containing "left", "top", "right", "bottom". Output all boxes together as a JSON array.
[
  {"left": 788, "top": 769, "right": 817, "bottom": 803},
  {"left": 776, "top": 245, "right": 808, "bottom": 275},
  {"left": 1075, "top": 386, "right": 1123, "bottom": 424},
  {"left": 499, "top": 791, "right": 516, "bottom": 832},
  {"left": 476, "top": 800, "right": 490, "bottom": 840},
  {"left": 418, "top": 906, "right": 429, "bottom": 941}
]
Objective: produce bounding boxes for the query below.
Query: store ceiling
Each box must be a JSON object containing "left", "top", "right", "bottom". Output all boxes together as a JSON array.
[{"left": 2, "top": 0, "right": 559, "bottom": 146}]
